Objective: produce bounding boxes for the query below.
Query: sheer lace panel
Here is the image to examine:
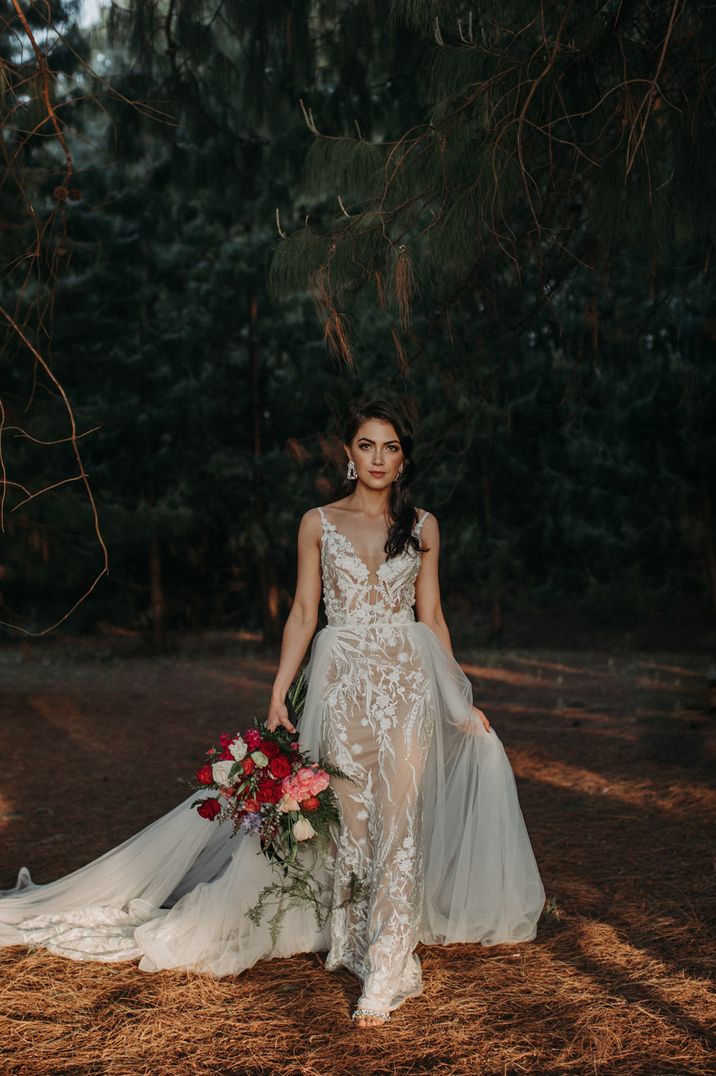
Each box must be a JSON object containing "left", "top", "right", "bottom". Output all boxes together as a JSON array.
[{"left": 317, "top": 507, "right": 429, "bottom": 626}]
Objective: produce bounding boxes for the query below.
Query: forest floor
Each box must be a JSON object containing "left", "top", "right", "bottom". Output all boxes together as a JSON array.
[{"left": 0, "top": 634, "right": 714, "bottom": 1075}]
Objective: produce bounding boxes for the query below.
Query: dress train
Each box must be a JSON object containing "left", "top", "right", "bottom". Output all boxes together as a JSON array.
[{"left": 0, "top": 508, "right": 545, "bottom": 1011}]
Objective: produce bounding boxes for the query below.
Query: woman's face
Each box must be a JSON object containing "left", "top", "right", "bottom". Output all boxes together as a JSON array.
[{"left": 345, "top": 418, "right": 405, "bottom": 489}]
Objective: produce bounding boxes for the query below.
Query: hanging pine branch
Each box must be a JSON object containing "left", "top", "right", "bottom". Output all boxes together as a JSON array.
[{"left": 271, "top": 0, "right": 716, "bottom": 365}]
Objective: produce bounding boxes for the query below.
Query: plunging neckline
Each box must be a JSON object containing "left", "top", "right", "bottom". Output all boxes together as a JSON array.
[
  {"left": 319, "top": 507, "right": 425, "bottom": 584},
  {"left": 320, "top": 513, "right": 392, "bottom": 582}
]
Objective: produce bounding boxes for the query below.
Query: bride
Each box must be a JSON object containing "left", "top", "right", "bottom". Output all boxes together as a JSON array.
[{"left": 0, "top": 397, "right": 545, "bottom": 1030}]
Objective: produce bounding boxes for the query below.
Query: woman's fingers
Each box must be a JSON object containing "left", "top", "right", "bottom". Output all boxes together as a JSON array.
[
  {"left": 266, "top": 710, "right": 296, "bottom": 734},
  {"left": 471, "top": 705, "right": 492, "bottom": 733}
]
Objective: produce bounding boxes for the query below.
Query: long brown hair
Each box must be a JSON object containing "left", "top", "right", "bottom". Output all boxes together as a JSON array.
[{"left": 329, "top": 397, "right": 427, "bottom": 559}]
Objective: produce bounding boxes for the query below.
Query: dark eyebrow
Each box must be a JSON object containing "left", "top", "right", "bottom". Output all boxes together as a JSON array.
[{"left": 357, "top": 437, "right": 401, "bottom": 446}]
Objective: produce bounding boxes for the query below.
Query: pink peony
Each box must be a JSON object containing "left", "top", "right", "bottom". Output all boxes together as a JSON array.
[
  {"left": 308, "top": 768, "right": 330, "bottom": 795},
  {"left": 282, "top": 766, "right": 330, "bottom": 802}
]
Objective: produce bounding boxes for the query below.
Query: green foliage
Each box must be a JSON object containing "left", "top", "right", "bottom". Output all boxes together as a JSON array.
[
  {"left": 246, "top": 846, "right": 336, "bottom": 948},
  {"left": 304, "top": 137, "right": 384, "bottom": 200},
  {"left": 278, "top": 1, "right": 716, "bottom": 334},
  {"left": 0, "top": 0, "right": 713, "bottom": 643}
]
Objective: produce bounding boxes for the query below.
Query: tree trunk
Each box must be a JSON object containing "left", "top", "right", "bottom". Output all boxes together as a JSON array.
[
  {"left": 146, "top": 481, "right": 166, "bottom": 649},
  {"left": 481, "top": 458, "right": 503, "bottom": 643},
  {"left": 703, "top": 484, "right": 716, "bottom": 615},
  {"left": 248, "top": 293, "right": 281, "bottom": 645},
  {"left": 149, "top": 531, "right": 165, "bottom": 649},
  {"left": 702, "top": 484, "right": 716, "bottom": 713}
]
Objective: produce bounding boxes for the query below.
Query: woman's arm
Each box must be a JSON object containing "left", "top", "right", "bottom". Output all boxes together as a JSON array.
[
  {"left": 415, "top": 512, "right": 491, "bottom": 733},
  {"left": 266, "top": 508, "right": 323, "bottom": 733},
  {"left": 414, "top": 513, "right": 455, "bottom": 655}
]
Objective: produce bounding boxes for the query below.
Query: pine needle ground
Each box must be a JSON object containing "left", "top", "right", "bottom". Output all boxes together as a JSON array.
[{"left": 0, "top": 637, "right": 714, "bottom": 1075}]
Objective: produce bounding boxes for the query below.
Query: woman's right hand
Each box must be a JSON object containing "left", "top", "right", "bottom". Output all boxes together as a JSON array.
[{"left": 266, "top": 695, "right": 296, "bottom": 734}]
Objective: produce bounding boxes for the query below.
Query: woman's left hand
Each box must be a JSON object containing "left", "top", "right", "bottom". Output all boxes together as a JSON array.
[{"left": 470, "top": 705, "right": 491, "bottom": 733}]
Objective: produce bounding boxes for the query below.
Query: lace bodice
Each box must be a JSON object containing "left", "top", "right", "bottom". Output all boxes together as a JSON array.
[{"left": 317, "top": 506, "right": 430, "bottom": 628}]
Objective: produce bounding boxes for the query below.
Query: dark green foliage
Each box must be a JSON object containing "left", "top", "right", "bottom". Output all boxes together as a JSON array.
[
  {"left": 278, "top": 2, "right": 716, "bottom": 326},
  {"left": 0, "top": 0, "right": 713, "bottom": 643}
]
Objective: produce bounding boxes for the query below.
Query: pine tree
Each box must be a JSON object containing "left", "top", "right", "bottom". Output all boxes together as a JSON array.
[{"left": 271, "top": 1, "right": 716, "bottom": 368}]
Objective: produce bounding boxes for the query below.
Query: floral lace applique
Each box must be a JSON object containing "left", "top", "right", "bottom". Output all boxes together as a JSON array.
[
  {"left": 317, "top": 506, "right": 433, "bottom": 1011},
  {"left": 317, "top": 508, "right": 429, "bottom": 628}
]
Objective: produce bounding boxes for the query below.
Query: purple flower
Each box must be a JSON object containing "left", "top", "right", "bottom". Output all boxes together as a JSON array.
[{"left": 240, "top": 813, "right": 263, "bottom": 836}]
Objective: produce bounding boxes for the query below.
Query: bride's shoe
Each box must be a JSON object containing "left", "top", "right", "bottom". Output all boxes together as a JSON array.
[{"left": 352, "top": 1006, "right": 391, "bottom": 1028}]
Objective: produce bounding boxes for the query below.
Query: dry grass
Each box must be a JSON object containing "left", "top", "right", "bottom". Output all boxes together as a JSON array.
[{"left": 0, "top": 638, "right": 714, "bottom": 1075}]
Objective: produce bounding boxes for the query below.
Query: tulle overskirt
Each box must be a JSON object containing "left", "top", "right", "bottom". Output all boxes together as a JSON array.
[{"left": 0, "top": 623, "right": 544, "bottom": 974}]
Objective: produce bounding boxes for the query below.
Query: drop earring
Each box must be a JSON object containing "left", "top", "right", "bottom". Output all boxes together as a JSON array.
[
  {"left": 346, "top": 459, "right": 357, "bottom": 480},
  {"left": 397, "top": 464, "right": 404, "bottom": 477}
]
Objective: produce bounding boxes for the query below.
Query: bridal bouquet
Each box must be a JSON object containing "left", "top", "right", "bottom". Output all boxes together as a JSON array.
[{"left": 191, "top": 671, "right": 350, "bottom": 940}]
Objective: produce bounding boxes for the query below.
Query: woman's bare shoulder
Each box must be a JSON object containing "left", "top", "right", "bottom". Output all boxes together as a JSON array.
[
  {"left": 298, "top": 507, "right": 324, "bottom": 536},
  {"left": 322, "top": 497, "right": 352, "bottom": 511}
]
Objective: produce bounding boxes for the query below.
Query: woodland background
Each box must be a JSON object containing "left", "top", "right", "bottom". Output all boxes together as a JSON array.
[
  {"left": 1, "top": 0, "right": 715, "bottom": 652},
  {"left": 2, "top": 7, "right": 715, "bottom": 1074}
]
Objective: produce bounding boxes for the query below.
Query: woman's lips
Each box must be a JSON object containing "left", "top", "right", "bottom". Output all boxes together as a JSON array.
[{"left": 369, "top": 470, "right": 386, "bottom": 477}]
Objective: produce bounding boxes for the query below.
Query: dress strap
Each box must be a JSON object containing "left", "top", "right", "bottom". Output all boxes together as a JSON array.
[
  {"left": 415, "top": 510, "right": 430, "bottom": 535},
  {"left": 316, "top": 506, "right": 326, "bottom": 526}
]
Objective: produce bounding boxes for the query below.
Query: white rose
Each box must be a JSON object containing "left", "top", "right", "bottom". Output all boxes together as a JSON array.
[
  {"left": 251, "top": 750, "right": 269, "bottom": 768},
  {"left": 228, "top": 738, "right": 247, "bottom": 762},
  {"left": 293, "top": 817, "right": 316, "bottom": 841},
  {"left": 277, "top": 793, "right": 300, "bottom": 814},
  {"left": 211, "top": 760, "right": 236, "bottom": 787}
]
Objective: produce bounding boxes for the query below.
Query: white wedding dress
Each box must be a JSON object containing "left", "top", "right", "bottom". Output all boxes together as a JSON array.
[{"left": 0, "top": 506, "right": 545, "bottom": 1014}]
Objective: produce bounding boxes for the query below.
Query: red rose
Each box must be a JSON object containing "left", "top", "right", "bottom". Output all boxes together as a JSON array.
[
  {"left": 243, "top": 797, "right": 260, "bottom": 813},
  {"left": 290, "top": 742, "right": 299, "bottom": 751},
  {"left": 196, "top": 764, "right": 213, "bottom": 786},
  {"left": 219, "top": 733, "right": 233, "bottom": 748},
  {"left": 242, "top": 757, "right": 255, "bottom": 775},
  {"left": 302, "top": 795, "right": 320, "bottom": 811},
  {"left": 257, "top": 777, "right": 282, "bottom": 804},
  {"left": 196, "top": 797, "right": 221, "bottom": 820},
  {"left": 269, "top": 755, "right": 291, "bottom": 779},
  {"left": 260, "top": 740, "right": 281, "bottom": 759}
]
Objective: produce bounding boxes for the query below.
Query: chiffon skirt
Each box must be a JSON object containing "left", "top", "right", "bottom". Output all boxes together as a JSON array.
[{"left": 0, "top": 623, "right": 545, "bottom": 990}]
